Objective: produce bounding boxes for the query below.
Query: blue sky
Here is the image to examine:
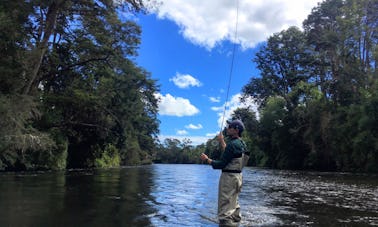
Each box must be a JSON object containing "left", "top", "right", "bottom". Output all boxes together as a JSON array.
[{"left": 133, "top": 0, "right": 322, "bottom": 145}]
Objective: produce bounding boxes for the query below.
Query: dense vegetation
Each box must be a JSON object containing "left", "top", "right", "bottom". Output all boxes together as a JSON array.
[
  {"left": 0, "top": 0, "right": 159, "bottom": 170},
  {"left": 241, "top": 0, "right": 378, "bottom": 172},
  {"left": 1, "top": 0, "right": 377, "bottom": 173},
  {"left": 156, "top": 0, "right": 378, "bottom": 173}
]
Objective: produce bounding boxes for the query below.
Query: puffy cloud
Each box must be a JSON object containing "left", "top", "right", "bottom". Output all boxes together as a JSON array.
[
  {"left": 209, "top": 96, "right": 221, "bottom": 103},
  {"left": 206, "top": 132, "right": 218, "bottom": 137},
  {"left": 155, "top": 93, "right": 199, "bottom": 116},
  {"left": 176, "top": 130, "right": 188, "bottom": 135},
  {"left": 185, "top": 123, "right": 203, "bottom": 130},
  {"left": 169, "top": 73, "right": 202, "bottom": 89},
  {"left": 148, "top": 0, "right": 321, "bottom": 49},
  {"left": 211, "top": 106, "right": 223, "bottom": 112}
]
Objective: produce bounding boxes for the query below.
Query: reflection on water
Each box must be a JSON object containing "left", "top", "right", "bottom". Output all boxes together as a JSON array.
[
  {"left": 241, "top": 169, "right": 378, "bottom": 226},
  {"left": 148, "top": 164, "right": 220, "bottom": 226},
  {"left": 0, "top": 167, "right": 156, "bottom": 226},
  {"left": 0, "top": 164, "right": 377, "bottom": 226}
]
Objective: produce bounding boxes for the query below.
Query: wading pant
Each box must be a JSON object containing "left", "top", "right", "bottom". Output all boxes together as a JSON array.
[{"left": 218, "top": 172, "right": 242, "bottom": 225}]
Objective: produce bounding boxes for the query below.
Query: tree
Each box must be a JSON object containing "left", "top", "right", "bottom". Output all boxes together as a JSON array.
[
  {"left": 243, "top": 26, "right": 314, "bottom": 109},
  {"left": 155, "top": 138, "right": 203, "bottom": 164},
  {"left": 303, "top": 0, "right": 378, "bottom": 105},
  {"left": 0, "top": 0, "right": 160, "bottom": 170},
  {"left": 302, "top": 0, "right": 378, "bottom": 171},
  {"left": 240, "top": 0, "right": 378, "bottom": 172},
  {"left": 242, "top": 27, "right": 316, "bottom": 169}
]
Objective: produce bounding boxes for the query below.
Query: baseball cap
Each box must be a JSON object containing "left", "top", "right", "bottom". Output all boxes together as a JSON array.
[{"left": 226, "top": 119, "right": 245, "bottom": 132}]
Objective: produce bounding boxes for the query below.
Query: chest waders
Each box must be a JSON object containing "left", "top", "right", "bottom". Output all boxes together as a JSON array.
[{"left": 218, "top": 152, "right": 249, "bottom": 225}]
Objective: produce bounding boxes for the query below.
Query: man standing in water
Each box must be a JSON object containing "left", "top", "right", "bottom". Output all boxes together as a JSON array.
[{"left": 200, "top": 119, "right": 249, "bottom": 226}]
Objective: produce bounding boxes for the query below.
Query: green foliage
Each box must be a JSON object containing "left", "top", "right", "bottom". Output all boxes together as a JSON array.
[
  {"left": 243, "top": 26, "right": 313, "bottom": 108},
  {"left": 122, "top": 138, "right": 142, "bottom": 165},
  {"left": 49, "top": 129, "right": 68, "bottom": 170},
  {"left": 329, "top": 84, "right": 378, "bottom": 172},
  {"left": 94, "top": 144, "right": 120, "bottom": 168},
  {"left": 0, "top": 95, "right": 65, "bottom": 170},
  {"left": 0, "top": 0, "right": 159, "bottom": 171},
  {"left": 155, "top": 138, "right": 204, "bottom": 164},
  {"left": 240, "top": 0, "right": 378, "bottom": 172}
]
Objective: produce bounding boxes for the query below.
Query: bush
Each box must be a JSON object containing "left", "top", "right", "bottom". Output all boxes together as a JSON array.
[{"left": 94, "top": 144, "right": 120, "bottom": 168}]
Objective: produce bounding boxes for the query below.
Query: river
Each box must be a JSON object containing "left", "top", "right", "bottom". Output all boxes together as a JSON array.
[{"left": 0, "top": 164, "right": 377, "bottom": 226}]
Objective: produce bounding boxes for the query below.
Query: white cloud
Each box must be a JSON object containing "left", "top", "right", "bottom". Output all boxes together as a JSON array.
[
  {"left": 211, "top": 106, "right": 223, "bottom": 112},
  {"left": 169, "top": 73, "right": 202, "bottom": 89},
  {"left": 209, "top": 96, "right": 221, "bottom": 103},
  {"left": 212, "top": 93, "right": 259, "bottom": 128},
  {"left": 206, "top": 132, "right": 218, "bottom": 137},
  {"left": 148, "top": 0, "right": 321, "bottom": 49},
  {"left": 176, "top": 130, "right": 188, "bottom": 135},
  {"left": 155, "top": 93, "right": 200, "bottom": 116},
  {"left": 185, "top": 123, "right": 203, "bottom": 130}
]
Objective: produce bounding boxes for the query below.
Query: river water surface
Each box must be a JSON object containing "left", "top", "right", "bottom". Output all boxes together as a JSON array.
[{"left": 0, "top": 164, "right": 377, "bottom": 226}]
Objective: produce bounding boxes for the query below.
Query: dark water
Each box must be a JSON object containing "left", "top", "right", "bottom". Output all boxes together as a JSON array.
[{"left": 0, "top": 164, "right": 377, "bottom": 226}]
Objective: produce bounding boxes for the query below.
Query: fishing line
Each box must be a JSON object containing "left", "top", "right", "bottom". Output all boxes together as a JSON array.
[
  {"left": 219, "top": 0, "right": 240, "bottom": 131},
  {"left": 211, "top": 0, "right": 240, "bottom": 147}
]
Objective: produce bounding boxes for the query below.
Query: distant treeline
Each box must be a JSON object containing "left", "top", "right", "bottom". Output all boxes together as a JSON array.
[
  {"left": 0, "top": 0, "right": 159, "bottom": 170},
  {"left": 156, "top": 0, "right": 378, "bottom": 173}
]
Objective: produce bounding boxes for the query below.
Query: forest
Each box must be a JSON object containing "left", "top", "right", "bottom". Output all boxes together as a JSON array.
[{"left": 1, "top": 0, "right": 377, "bottom": 172}]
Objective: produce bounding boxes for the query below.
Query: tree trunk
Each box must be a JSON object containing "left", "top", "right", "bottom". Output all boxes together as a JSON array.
[{"left": 23, "top": 0, "right": 65, "bottom": 95}]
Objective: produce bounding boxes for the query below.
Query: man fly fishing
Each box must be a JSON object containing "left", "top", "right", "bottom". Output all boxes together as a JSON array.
[{"left": 200, "top": 119, "right": 249, "bottom": 226}]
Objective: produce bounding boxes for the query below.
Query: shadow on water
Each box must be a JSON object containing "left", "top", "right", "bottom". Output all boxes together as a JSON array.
[
  {"left": 0, "top": 165, "right": 377, "bottom": 226},
  {"left": 0, "top": 166, "right": 156, "bottom": 227}
]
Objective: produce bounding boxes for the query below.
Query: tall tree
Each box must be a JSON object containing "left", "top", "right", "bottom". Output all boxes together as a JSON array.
[
  {"left": 241, "top": 0, "right": 378, "bottom": 172},
  {"left": 0, "top": 0, "right": 160, "bottom": 170},
  {"left": 243, "top": 26, "right": 314, "bottom": 109},
  {"left": 303, "top": 0, "right": 378, "bottom": 105}
]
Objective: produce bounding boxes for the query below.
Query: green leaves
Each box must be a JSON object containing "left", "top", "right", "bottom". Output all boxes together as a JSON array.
[
  {"left": 241, "top": 0, "right": 378, "bottom": 172},
  {"left": 0, "top": 0, "right": 159, "bottom": 170}
]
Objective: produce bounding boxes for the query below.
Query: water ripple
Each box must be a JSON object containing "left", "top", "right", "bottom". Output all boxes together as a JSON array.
[
  {"left": 0, "top": 165, "right": 377, "bottom": 226},
  {"left": 148, "top": 165, "right": 378, "bottom": 226}
]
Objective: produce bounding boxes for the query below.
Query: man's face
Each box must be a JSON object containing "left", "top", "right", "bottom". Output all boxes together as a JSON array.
[{"left": 226, "top": 125, "right": 238, "bottom": 137}]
